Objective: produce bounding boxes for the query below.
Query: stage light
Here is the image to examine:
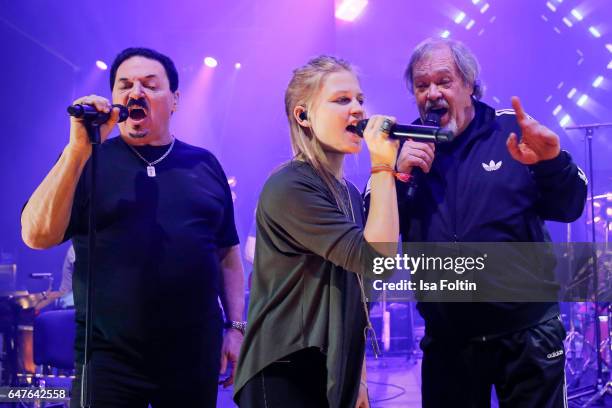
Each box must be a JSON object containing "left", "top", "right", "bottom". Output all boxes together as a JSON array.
[
  {"left": 95, "top": 60, "right": 108, "bottom": 70},
  {"left": 546, "top": 2, "right": 556, "bottom": 12},
  {"left": 571, "top": 9, "right": 583, "bottom": 21},
  {"left": 480, "top": 3, "right": 490, "bottom": 13},
  {"left": 454, "top": 12, "right": 466, "bottom": 24},
  {"left": 589, "top": 27, "right": 601, "bottom": 38},
  {"left": 592, "top": 75, "right": 604, "bottom": 87},
  {"left": 204, "top": 57, "right": 218, "bottom": 68},
  {"left": 567, "top": 88, "right": 577, "bottom": 98},
  {"left": 472, "top": 0, "right": 481, "bottom": 4},
  {"left": 466, "top": 19, "right": 476, "bottom": 30},
  {"left": 559, "top": 114, "right": 571, "bottom": 127},
  {"left": 562, "top": 17, "right": 573, "bottom": 27},
  {"left": 335, "top": 0, "right": 368, "bottom": 22},
  {"left": 608, "top": 60, "right": 612, "bottom": 69},
  {"left": 576, "top": 94, "right": 588, "bottom": 106},
  {"left": 553, "top": 104, "right": 562, "bottom": 115},
  {"left": 441, "top": 30, "right": 450, "bottom": 38},
  {"left": 606, "top": 44, "right": 612, "bottom": 53},
  {"left": 234, "top": 62, "right": 242, "bottom": 70}
]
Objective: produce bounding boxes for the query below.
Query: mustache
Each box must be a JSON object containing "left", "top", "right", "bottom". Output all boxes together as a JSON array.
[
  {"left": 424, "top": 100, "right": 449, "bottom": 112},
  {"left": 126, "top": 98, "right": 148, "bottom": 110}
]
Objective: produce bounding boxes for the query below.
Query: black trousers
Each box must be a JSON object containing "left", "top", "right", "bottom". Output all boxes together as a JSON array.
[
  {"left": 70, "top": 328, "right": 222, "bottom": 408},
  {"left": 421, "top": 316, "right": 567, "bottom": 408},
  {"left": 237, "top": 348, "right": 328, "bottom": 408}
]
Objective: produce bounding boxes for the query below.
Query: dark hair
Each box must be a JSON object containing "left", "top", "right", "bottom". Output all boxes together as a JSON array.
[{"left": 109, "top": 47, "right": 179, "bottom": 92}]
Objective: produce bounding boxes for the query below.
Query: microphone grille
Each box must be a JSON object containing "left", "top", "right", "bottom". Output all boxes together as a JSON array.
[
  {"left": 113, "top": 104, "right": 129, "bottom": 123},
  {"left": 356, "top": 119, "right": 369, "bottom": 137},
  {"left": 424, "top": 111, "right": 441, "bottom": 127}
]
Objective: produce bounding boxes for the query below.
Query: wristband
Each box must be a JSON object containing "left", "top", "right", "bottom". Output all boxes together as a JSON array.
[{"left": 371, "top": 164, "right": 410, "bottom": 183}]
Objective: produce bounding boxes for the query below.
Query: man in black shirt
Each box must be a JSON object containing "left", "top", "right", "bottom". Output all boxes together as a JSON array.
[{"left": 21, "top": 47, "right": 244, "bottom": 408}]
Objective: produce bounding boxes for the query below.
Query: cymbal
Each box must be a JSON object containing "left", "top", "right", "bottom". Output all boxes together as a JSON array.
[
  {"left": 587, "top": 192, "right": 612, "bottom": 201},
  {"left": 586, "top": 191, "right": 612, "bottom": 226},
  {"left": 0, "top": 290, "right": 29, "bottom": 298},
  {"left": 567, "top": 249, "right": 612, "bottom": 301},
  {"left": 0, "top": 291, "right": 59, "bottom": 310}
]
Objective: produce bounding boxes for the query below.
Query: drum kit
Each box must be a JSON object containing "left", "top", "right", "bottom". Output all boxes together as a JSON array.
[
  {"left": 0, "top": 268, "right": 73, "bottom": 387},
  {"left": 563, "top": 192, "right": 612, "bottom": 406},
  {"left": 562, "top": 119, "right": 612, "bottom": 406}
]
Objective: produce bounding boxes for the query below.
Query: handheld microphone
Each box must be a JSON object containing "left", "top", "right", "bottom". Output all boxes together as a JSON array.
[
  {"left": 67, "top": 104, "right": 129, "bottom": 125},
  {"left": 405, "top": 111, "right": 443, "bottom": 199},
  {"left": 354, "top": 116, "right": 453, "bottom": 143}
]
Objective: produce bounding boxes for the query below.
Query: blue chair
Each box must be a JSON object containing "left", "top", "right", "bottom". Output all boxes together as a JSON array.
[
  {"left": 33, "top": 309, "right": 75, "bottom": 407},
  {"left": 33, "top": 309, "right": 75, "bottom": 370}
]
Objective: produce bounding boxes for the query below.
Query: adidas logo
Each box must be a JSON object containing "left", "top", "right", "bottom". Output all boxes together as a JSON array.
[
  {"left": 482, "top": 160, "right": 502, "bottom": 171},
  {"left": 547, "top": 349, "right": 564, "bottom": 359}
]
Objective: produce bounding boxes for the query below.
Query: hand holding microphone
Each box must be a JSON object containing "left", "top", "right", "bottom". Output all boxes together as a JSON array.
[
  {"left": 396, "top": 111, "right": 443, "bottom": 198},
  {"left": 397, "top": 139, "right": 435, "bottom": 174},
  {"left": 362, "top": 115, "right": 400, "bottom": 169},
  {"left": 67, "top": 103, "right": 128, "bottom": 126},
  {"left": 395, "top": 110, "right": 441, "bottom": 173},
  {"left": 66, "top": 95, "right": 128, "bottom": 154}
]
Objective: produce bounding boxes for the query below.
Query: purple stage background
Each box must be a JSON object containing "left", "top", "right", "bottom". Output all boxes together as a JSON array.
[{"left": 1, "top": 0, "right": 611, "bottom": 292}]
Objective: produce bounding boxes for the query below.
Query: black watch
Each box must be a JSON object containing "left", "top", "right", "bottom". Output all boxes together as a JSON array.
[{"left": 224, "top": 320, "right": 246, "bottom": 335}]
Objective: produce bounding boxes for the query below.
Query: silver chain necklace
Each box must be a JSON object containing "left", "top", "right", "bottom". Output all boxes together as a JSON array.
[
  {"left": 126, "top": 138, "right": 175, "bottom": 177},
  {"left": 342, "top": 179, "right": 381, "bottom": 359}
]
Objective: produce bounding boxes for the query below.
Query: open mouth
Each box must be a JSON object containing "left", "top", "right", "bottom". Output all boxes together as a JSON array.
[
  {"left": 346, "top": 124, "right": 361, "bottom": 136},
  {"left": 128, "top": 108, "right": 147, "bottom": 120},
  {"left": 424, "top": 108, "right": 448, "bottom": 126},
  {"left": 346, "top": 119, "right": 367, "bottom": 137},
  {"left": 429, "top": 107, "right": 448, "bottom": 117}
]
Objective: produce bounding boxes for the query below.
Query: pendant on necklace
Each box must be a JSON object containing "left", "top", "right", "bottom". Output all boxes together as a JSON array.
[{"left": 147, "top": 165, "right": 156, "bottom": 177}]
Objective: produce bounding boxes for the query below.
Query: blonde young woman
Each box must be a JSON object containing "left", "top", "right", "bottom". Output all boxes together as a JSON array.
[{"left": 234, "top": 56, "right": 401, "bottom": 408}]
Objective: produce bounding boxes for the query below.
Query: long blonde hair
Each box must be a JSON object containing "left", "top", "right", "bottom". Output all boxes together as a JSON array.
[{"left": 284, "top": 55, "right": 356, "bottom": 215}]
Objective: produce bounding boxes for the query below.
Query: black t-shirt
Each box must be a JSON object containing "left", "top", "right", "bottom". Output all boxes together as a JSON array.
[{"left": 65, "top": 136, "right": 238, "bottom": 362}]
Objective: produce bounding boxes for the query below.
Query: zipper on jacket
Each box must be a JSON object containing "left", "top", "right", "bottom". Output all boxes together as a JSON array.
[{"left": 452, "top": 152, "right": 459, "bottom": 242}]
